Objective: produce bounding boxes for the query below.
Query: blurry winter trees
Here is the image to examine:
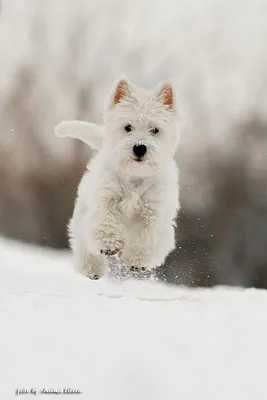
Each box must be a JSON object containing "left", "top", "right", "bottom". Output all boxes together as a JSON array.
[{"left": 1, "top": 0, "right": 267, "bottom": 287}]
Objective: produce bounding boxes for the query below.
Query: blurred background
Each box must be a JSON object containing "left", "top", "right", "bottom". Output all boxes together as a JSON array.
[{"left": 1, "top": 0, "right": 267, "bottom": 288}]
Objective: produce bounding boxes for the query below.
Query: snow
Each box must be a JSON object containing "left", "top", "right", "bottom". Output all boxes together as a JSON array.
[{"left": 0, "top": 237, "right": 267, "bottom": 399}]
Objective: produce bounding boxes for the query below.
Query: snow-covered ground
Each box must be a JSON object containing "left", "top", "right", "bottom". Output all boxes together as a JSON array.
[{"left": 0, "top": 237, "right": 266, "bottom": 399}]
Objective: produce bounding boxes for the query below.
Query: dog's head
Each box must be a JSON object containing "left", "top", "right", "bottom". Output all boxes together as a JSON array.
[{"left": 103, "top": 77, "right": 180, "bottom": 178}]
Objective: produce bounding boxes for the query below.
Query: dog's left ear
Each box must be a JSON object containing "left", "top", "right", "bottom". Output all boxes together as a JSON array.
[{"left": 155, "top": 82, "right": 176, "bottom": 111}]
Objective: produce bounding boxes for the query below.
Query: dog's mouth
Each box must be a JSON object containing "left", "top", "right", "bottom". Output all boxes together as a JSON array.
[{"left": 133, "top": 157, "right": 144, "bottom": 162}]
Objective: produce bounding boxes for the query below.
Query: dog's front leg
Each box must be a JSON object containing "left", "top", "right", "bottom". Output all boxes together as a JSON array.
[
  {"left": 70, "top": 195, "right": 124, "bottom": 279},
  {"left": 121, "top": 205, "right": 175, "bottom": 272},
  {"left": 95, "top": 197, "right": 125, "bottom": 256}
]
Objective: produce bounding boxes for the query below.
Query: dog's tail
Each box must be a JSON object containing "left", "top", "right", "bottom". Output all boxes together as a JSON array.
[{"left": 55, "top": 120, "right": 103, "bottom": 150}]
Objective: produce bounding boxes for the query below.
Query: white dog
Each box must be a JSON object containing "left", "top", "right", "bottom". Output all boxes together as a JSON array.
[{"left": 55, "top": 77, "right": 181, "bottom": 279}]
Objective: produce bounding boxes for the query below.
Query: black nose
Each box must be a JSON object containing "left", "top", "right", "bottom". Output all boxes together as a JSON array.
[{"left": 133, "top": 144, "right": 147, "bottom": 158}]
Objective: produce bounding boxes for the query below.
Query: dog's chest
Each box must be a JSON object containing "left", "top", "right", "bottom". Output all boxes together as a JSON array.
[{"left": 119, "top": 180, "right": 148, "bottom": 219}]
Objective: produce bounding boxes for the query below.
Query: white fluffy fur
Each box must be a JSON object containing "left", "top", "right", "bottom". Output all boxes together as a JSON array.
[{"left": 55, "top": 77, "right": 181, "bottom": 279}]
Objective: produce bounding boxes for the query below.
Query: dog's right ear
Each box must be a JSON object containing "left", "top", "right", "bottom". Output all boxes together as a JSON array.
[{"left": 107, "top": 76, "right": 132, "bottom": 108}]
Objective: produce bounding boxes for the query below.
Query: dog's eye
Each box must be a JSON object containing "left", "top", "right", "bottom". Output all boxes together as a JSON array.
[
  {"left": 124, "top": 124, "right": 132, "bottom": 132},
  {"left": 150, "top": 127, "right": 159, "bottom": 134}
]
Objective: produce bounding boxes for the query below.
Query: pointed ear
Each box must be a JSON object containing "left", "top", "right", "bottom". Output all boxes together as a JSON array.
[
  {"left": 108, "top": 76, "right": 132, "bottom": 108},
  {"left": 114, "top": 79, "right": 129, "bottom": 104},
  {"left": 155, "top": 82, "right": 176, "bottom": 110}
]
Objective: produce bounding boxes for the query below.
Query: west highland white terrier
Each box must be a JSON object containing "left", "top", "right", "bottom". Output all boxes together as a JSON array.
[{"left": 55, "top": 77, "right": 181, "bottom": 279}]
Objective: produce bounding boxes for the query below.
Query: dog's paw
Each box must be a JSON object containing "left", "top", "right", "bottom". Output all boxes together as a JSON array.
[
  {"left": 82, "top": 266, "right": 104, "bottom": 280},
  {"left": 129, "top": 266, "right": 146, "bottom": 273},
  {"left": 89, "top": 272, "right": 101, "bottom": 280},
  {"left": 84, "top": 263, "right": 105, "bottom": 280},
  {"left": 120, "top": 252, "right": 156, "bottom": 272},
  {"left": 85, "top": 265, "right": 104, "bottom": 280},
  {"left": 96, "top": 231, "right": 124, "bottom": 256},
  {"left": 75, "top": 253, "right": 106, "bottom": 280},
  {"left": 100, "top": 248, "right": 120, "bottom": 256}
]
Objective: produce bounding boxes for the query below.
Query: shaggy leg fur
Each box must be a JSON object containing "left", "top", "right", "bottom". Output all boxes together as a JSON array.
[
  {"left": 68, "top": 207, "right": 107, "bottom": 279},
  {"left": 69, "top": 195, "right": 125, "bottom": 279},
  {"left": 121, "top": 208, "right": 175, "bottom": 271},
  {"left": 95, "top": 197, "right": 125, "bottom": 256}
]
